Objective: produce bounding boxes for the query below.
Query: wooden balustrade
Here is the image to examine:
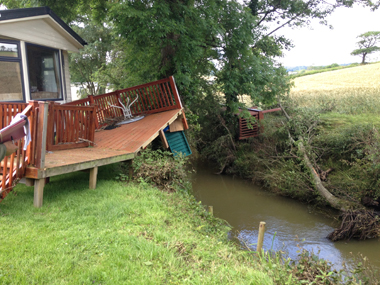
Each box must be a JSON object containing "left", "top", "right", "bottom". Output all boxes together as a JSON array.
[
  {"left": 66, "top": 76, "right": 183, "bottom": 128},
  {"left": 117, "top": 76, "right": 182, "bottom": 117},
  {"left": 46, "top": 103, "right": 96, "bottom": 151},
  {"left": 0, "top": 100, "right": 96, "bottom": 202},
  {"left": 91, "top": 92, "right": 123, "bottom": 127},
  {"left": 0, "top": 102, "right": 35, "bottom": 200},
  {"left": 0, "top": 102, "right": 28, "bottom": 127}
]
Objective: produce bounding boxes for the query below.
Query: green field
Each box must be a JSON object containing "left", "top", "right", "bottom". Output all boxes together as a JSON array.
[{"left": 289, "top": 62, "right": 380, "bottom": 115}]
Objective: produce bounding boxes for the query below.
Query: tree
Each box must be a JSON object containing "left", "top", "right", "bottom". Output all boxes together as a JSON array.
[
  {"left": 351, "top": 31, "right": 380, "bottom": 64},
  {"left": 68, "top": 20, "right": 114, "bottom": 96},
  {"left": 2, "top": 0, "right": 378, "bottom": 112},
  {"left": 68, "top": 20, "right": 130, "bottom": 96}
]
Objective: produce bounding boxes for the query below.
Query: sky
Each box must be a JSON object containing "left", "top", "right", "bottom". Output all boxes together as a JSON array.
[
  {"left": 276, "top": 5, "right": 380, "bottom": 67},
  {"left": 1, "top": 4, "right": 378, "bottom": 68}
]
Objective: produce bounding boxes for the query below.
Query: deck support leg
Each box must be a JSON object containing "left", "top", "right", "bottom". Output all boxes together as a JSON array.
[
  {"left": 89, "top": 166, "right": 98, "bottom": 189},
  {"left": 128, "top": 160, "right": 133, "bottom": 179},
  {"left": 34, "top": 178, "right": 45, "bottom": 208}
]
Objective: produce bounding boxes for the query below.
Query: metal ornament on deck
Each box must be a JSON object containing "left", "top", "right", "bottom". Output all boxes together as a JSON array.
[{"left": 109, "top": 96, "right": 144, "bottom": 125}]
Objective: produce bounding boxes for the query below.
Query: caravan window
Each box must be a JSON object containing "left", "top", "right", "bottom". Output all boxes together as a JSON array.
[
  {"left": 27, "top": 44, "right": 62, "bottom": 101},
  {"left": 0, "top": 40, "right": 24, "bottom": 102}
]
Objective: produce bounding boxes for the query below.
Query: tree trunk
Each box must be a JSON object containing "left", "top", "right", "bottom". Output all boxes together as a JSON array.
[
  {"left": 297, "top": 140, "right": 352, "bottom": 211},
  {"left": 361, "top": 53, "right": 367, "bottom": 64}
]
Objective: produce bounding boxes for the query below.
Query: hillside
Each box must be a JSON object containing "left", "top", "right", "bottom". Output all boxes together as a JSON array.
[
  {"left": 289, "top": 62, "right": 380, "bottom": 114},
  {"left": 291, "top": 62, "right": 380, "bottom": 91}
]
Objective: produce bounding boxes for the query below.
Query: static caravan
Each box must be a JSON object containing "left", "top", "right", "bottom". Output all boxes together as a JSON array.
[{"left": 0, "top": 6, "right": 86, "bottom": 103}]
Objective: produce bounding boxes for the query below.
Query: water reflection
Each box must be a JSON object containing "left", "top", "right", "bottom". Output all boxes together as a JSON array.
[{"left": 191, "top": 161, "right": 380, "bottom": 269}]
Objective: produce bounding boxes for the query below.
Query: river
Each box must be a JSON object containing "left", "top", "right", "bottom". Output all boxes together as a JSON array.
[{"left": 191, "top": 161, "right": 380, "bottom": 270}]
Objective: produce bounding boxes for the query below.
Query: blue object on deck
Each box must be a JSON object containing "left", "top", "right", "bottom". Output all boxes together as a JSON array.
[{"left": 165, "top": 131, "right": 192, "bottom": 157}]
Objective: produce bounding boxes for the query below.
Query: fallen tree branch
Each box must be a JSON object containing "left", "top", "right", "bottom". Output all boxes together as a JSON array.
[
  {"left": 217, "top": 114, "right": 237, "bottom": 151},
  {"left": 279, "top": 104, "right": 354, "bottom": 211},
  {"left": 328, "top": 210, "right": 380, "bottom": 241},
  {"left": 297, "top": 139, "right": 352, "bottom": 211},
  {"left": 278, "top": 103, "right": 380, "bottom": 240}
]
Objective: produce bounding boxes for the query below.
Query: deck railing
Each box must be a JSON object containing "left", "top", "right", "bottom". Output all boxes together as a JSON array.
[
  {"left": 0, "top": 103, "right": 36, "bottom": 201},
  {"left": 46, "top": 103, "right": 96, "bottom": 151},
  {"left": 66, "top": 76, "right": 182, "bottom": 128}
]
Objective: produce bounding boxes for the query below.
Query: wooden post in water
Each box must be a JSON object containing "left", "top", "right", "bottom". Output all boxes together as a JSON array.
[
  {"left": 208, "top": 206, "right": 213, "bottom": 216},
  {"left": 256, "top": 221, "right": 266, "bottom": 252}
]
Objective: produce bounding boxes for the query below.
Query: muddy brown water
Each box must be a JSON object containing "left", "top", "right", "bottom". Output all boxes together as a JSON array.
[{"left": 191, "top": 161, "right": 380, "bottom": 269}]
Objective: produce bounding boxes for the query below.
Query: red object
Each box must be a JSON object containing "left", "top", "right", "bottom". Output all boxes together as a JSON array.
[{"left": 0, "top": 117, "right": 26, "bottom": 143}]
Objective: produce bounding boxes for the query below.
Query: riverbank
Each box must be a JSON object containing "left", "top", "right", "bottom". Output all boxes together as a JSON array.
[{"left": 0, "top": 164, "right": 274, "bottom": 284}]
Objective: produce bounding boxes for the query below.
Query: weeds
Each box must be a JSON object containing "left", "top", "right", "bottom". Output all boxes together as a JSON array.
[{"left": 132, "top": 148, "right": 191, "bottom": 192}]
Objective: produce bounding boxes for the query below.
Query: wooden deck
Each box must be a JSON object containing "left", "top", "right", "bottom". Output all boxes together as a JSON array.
[
  {"left": 25, "top": 109, "right": 182, "bottom": 179},
  {"left": 0, "top": 76, "right": 188, "bottom": 207},
  {"left": 94, "top": 108, "right": 181, "bottom": 152}
]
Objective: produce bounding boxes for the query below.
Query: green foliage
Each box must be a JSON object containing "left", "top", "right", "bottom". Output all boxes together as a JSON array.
[
  {"left": 318, "top": 124, "right": 380, "bottom": 201},
  {"left": 132, "top": 149, "right": 191, "bottom": 192},
  {"left": 248, "top": 242, "right": 378, "bottom": 284},
  {"left": 255, "top": 251, "right": 295, "bottom": 284},
  {"left": 351, "top": 31, "right": 380, "bottom": 64},
  {"left": 68, "top": 20, "right": 117, "bottom": 95}
]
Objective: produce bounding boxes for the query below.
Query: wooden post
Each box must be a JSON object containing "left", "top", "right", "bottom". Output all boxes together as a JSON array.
[
  {"left": 88, "top": 106, "right": 96, "bottom": 143},
  {"left": 88, "top": 95, "right": 99, "bottom": 129},
  {"left": 208, "top": 206, "right": 213, "bottom": 216},
  {"left": 181, "top": 112, "right": 189, "bottom": 130},
  {"left": 88, "top": 94, "right": 95, "bottom": 105},
  {"left": 46, "top": 102, "right": 55, "bottom": 151},
  {"left": 128, "top": 160, "right": 133, "bottom": 179},
  {"left": 258, "top": 111, "right": 264, "bottom": 134},
  {"left": 159, "top": 129, "right": 169, "bottom": 149},
  {"left": 256, "top": 221, "right": 266, "bottom": 252},
  {"left": 89, "top": 166, "right": 98, "bottom": 189},
  {"left": 34, "top": 178, "right": 45, "bottom": 208},
  {"left": 36, "top": 102, "right": 49, "bottom": 169},
  {"left": 169, "top": 76, "right": 183, "bottom": 109}
]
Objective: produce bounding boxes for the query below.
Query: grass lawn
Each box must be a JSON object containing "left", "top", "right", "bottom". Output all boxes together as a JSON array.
[{"left": 0, "top": 164, "right": 272, "bottom": 284}]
